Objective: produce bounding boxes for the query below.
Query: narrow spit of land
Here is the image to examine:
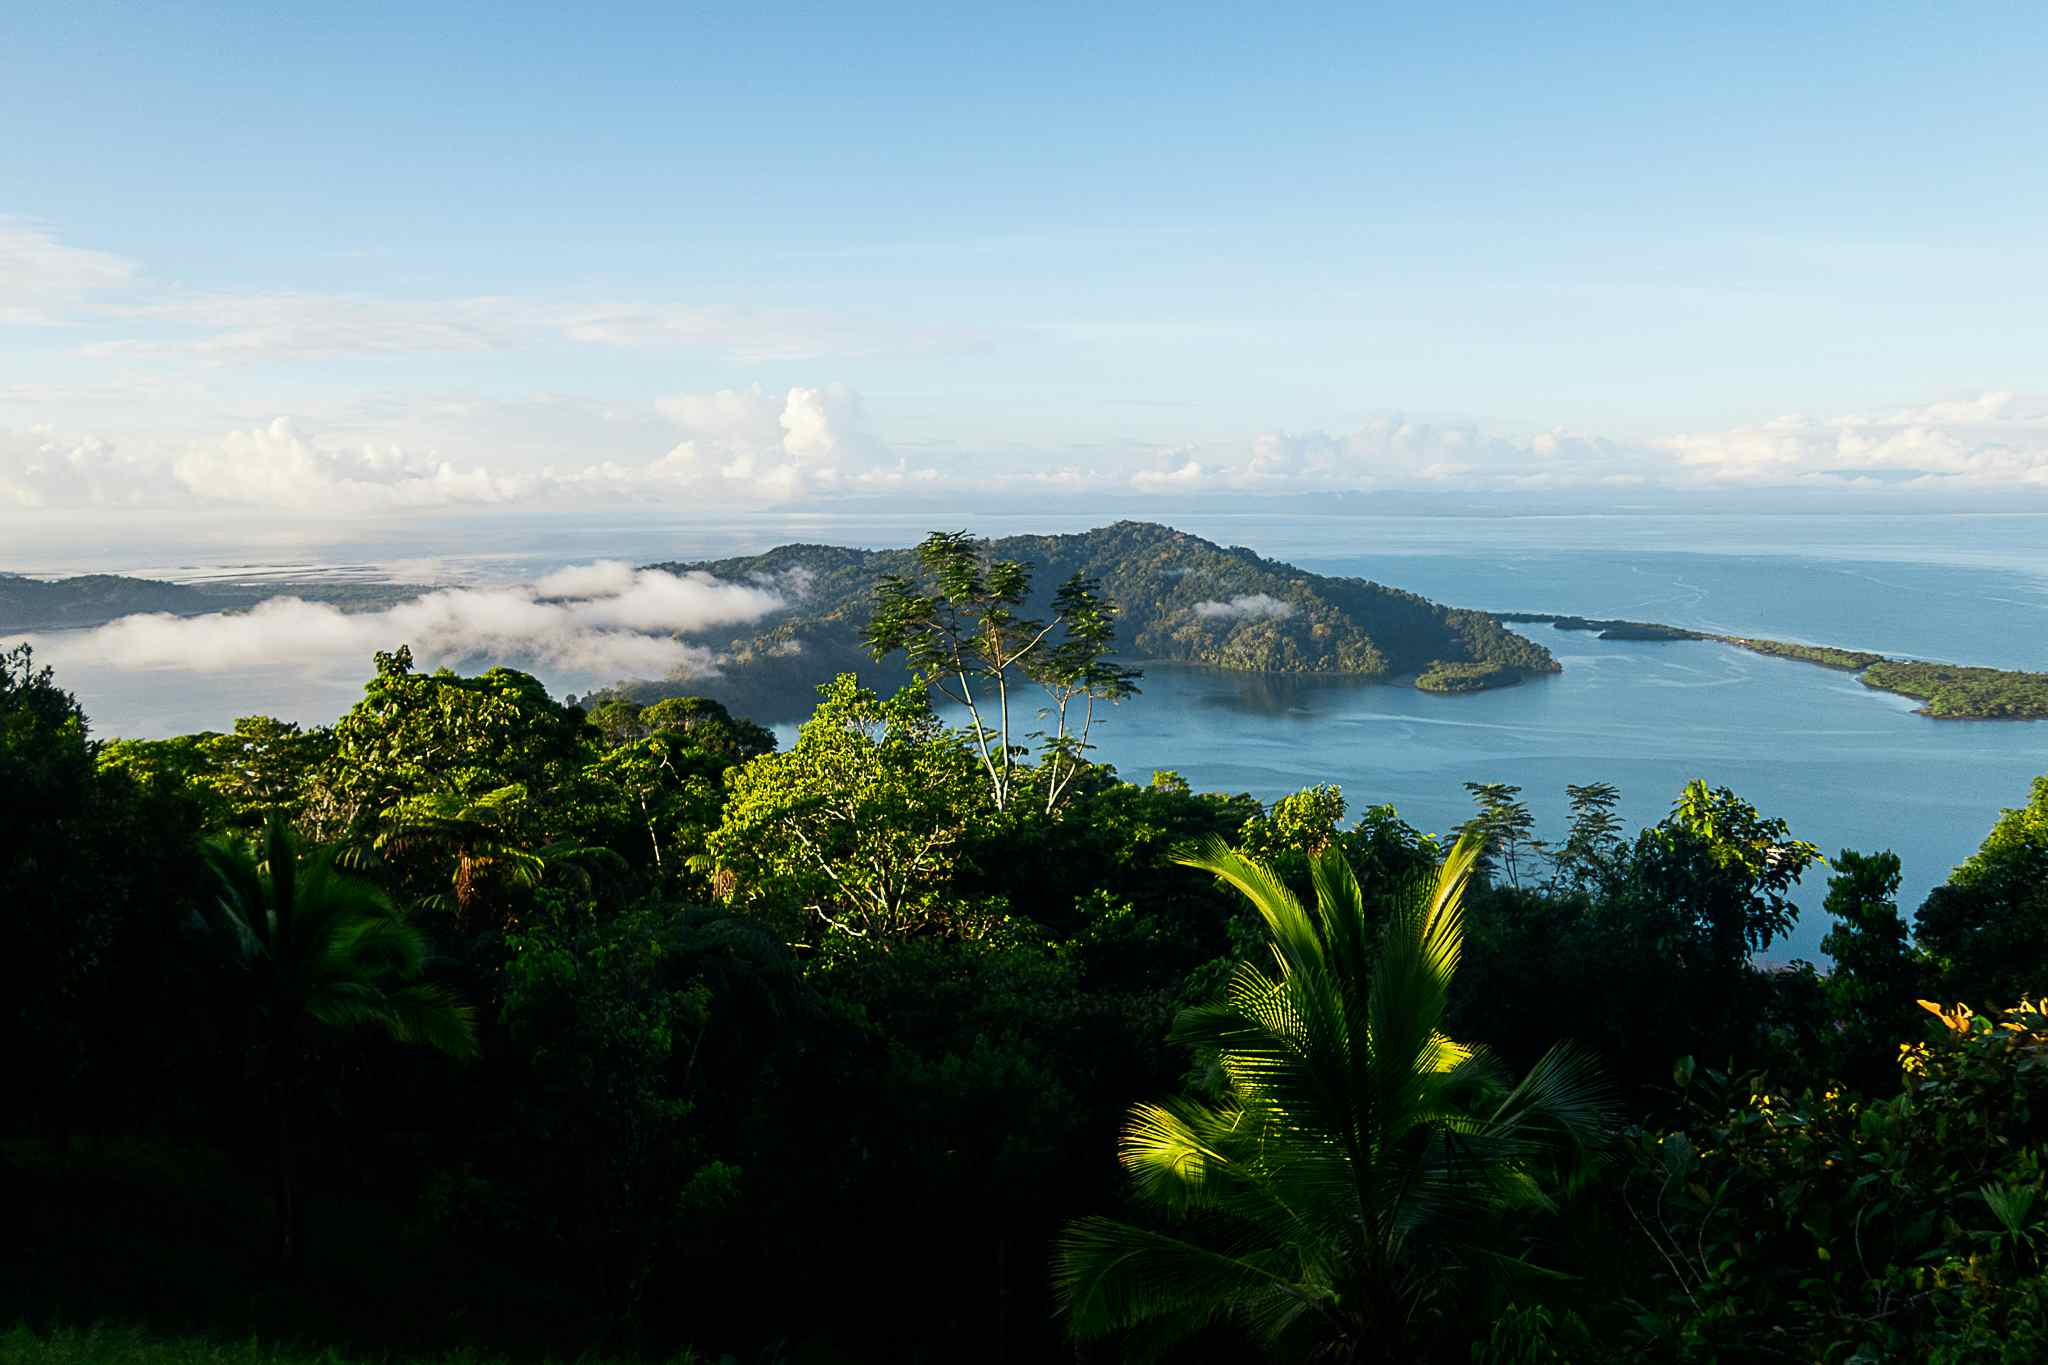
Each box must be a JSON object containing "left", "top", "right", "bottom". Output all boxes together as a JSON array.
[{"left": 1494, "top": 613, "right": 2048, "bottom": 720}]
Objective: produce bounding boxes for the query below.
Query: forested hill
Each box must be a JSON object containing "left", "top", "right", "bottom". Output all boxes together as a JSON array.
[
  {"left": 651, "top": 521, "right": 1558, "bottom": 699},
  {"left": 0, "top": 573, "right": 429, "bottom": 632},
  {"left": 0, "top": 573, "right": 215, "bottom": 630}
]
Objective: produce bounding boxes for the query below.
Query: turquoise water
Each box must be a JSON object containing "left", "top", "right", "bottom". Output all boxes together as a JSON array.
[{"left": 27, "top": 510, "right": 2048, "bottom": 962}]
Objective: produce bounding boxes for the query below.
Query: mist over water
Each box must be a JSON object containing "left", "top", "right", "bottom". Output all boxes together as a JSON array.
[{"left": 19, "top": 509, "right": 2048, "bottom": 963}]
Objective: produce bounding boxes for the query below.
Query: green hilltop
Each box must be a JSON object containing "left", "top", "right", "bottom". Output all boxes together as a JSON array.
[{"left": 650, "top": 520, "right": 1558, "bottom": 705}]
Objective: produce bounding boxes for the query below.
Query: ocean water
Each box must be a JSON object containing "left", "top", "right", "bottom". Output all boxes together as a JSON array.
[{"left": 17, "top": 509, "right": 2048, "bottom": 962}]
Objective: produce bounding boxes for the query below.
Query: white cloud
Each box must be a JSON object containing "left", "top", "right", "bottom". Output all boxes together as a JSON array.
[
  {"left": 0, "top": 222, "right": 136, "bottom": 325},
  {"left": 172, "top": 418, "right": 538, "bottom": 512},
  {"left": 533, "top": 560, "right": 638, "bottom": 598},
  {"left": 1655, "top": 392, "right": 2048, "bottom": 488},
  {"left": 0, "top": 425, "right": 180, "bottom": 508},
  {"left": 588, "top": 382, "right": 884, "bottom": 501},
  {"left": 16, "top": 564, "right": 789, "bottom": 682},
  {"left": 0, "top": 384, "right": 905, "bottom": 514},
  {"left": 1131, "top": 458, "right": 1205, "bottom": 491},
  {"left": 1156, "top": 417, "right": 1635, "bottom": 492},
  {"left": 1193, "top": 594, "right": 1295, "bottom": 622},
  {"left": 1107, "top": 395, "right": 2048, "bottom": 494},
  {"left": 7, "top": 388, "right": 2048, "bottom": 520}
]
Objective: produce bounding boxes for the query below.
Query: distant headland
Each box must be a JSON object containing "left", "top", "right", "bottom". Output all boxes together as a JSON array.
[{"left": 1496, "top": 613, "right": 2048, "bottom": 719}]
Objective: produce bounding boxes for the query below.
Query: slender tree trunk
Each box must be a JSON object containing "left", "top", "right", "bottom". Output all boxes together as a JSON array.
[
  {"left": 642, "top": 794, "right": 662, "bottom": 869},
  {"left": 994, "top": 669, "right": 1012, "bottom": 810}
]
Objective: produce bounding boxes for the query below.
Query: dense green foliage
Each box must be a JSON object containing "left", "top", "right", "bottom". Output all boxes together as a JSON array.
[
  {"left": 1722, "top": 635, "right": 1891, "bottom": 671},
  {"left": 6, "top": 554, "right": 2048, "bottom": 1362},
  {"left": 1861, "top": 659, "right": 2048, "bottom": 718},
  {"left": 1628, "top": 1000, "right": 2048, "bottom": 1361},
  {"left": 1416, "top": 659, "right": 1524, "bottom": 692},
  {"left": 1914, "top": 776, "right": 2048, "bottom": 1007},
  {"left": 653, "top": 521, "right": 1557, "bottom": 708}
]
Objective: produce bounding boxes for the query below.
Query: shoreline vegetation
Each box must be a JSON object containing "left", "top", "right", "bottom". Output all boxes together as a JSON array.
[{"left": 1495, "top": 613, "right": 2048, "bottom": 719}]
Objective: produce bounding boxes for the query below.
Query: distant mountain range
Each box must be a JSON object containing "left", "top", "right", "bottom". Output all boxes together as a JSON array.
[
  {"left": 0, "top": 574, "right": 221, "bottom": 630},
  {"left": 641, "top": 521, "right": 1559, "bottom": 709},
  {"left": 0, "top": 573, "right": 422, "bottom": 632}
]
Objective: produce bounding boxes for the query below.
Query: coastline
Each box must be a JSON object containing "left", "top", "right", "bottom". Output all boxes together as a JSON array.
[{"left": 1492, "top": 612, "right": 2048, "bottom": 721}]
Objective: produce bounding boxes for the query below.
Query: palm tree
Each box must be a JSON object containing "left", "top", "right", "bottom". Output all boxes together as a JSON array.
[
  {"left": 367, "top": 782, "right": 629, "bottom": 928},
  {"left": 369, "top": 783, "right": 546, "bottom": 919},
  {"left": 198, "top": 815, "right": 477, "bottom": 1269},
  {"left": 1053, "top": 833, "right": 1616, "bottom": 1361}
]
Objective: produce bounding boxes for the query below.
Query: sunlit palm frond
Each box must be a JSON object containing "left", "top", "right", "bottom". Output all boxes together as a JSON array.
[
  {"left": 1173, "top": 834, "right": 1323, "bottom": 977},
  {"left": 1056, "top": 825, "right": 1613, "bottom": 1357},
  {"left": 1119, "top": 1100, "right": 1236, "bottom": 1211}
]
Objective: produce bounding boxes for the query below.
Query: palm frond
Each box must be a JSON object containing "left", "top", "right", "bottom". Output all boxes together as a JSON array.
[
  {"left": 201, "top": 817, "right": 477, "bottom": 1064},
  {"left": 1119, "top": 1100, "right": 1236, "bottom": 1211},
  {"left": 1053, "top": 1215, "right": 1329, "bottom": 1346},
  {"left": 1173, "top": 835, "right": 1323, "bottom": 978},
  {"left": 382, "top": 981, "right": 479, "bottom": 1059},
  {"left": 1487, "top": 1042, "right": 1621, "bottom": 1154}
]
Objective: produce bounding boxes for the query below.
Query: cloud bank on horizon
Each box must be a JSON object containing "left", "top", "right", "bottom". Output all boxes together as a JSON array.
[
  {"left": 7, "top": 222, "right": 2048, "bottom": 514},
  {"left": 15, "top": 562, "right": 792, "bottom": 681},
  {"left": 11, "top": 386, "right": 2046, "bottom": 516}
]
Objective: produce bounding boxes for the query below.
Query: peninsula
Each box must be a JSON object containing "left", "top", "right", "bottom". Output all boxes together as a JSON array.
[{"left": 1496, "top": 613, "right": 2048, "bottom": 719}]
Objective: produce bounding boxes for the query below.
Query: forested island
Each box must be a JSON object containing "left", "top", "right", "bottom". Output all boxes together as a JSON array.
[
  {"left": 9, "top": 527, "right": 2048, "bottom": 1363},
  {"left": 1500, "top": 612, "right": 2048, "bottom": 719},
  {"left": 647, "top": 521, "right": 1558, "bottom": 708}
]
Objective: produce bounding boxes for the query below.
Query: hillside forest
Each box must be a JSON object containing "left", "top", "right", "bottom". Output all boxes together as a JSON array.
[{"left": 7, "top": 531, "right": 2048, "bottom": 1363}]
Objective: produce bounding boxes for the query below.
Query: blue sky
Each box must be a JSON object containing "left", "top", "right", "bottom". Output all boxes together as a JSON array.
[{"left": 5, "top": 1, "right": 2048, "bottom": 518}]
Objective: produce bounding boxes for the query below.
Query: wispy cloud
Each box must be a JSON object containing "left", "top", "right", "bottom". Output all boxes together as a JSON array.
[
  {"left": 3, "top": 223, "right": 901, "bottom": 363},
  {"left": 15, "top": 564, "right": 789, "bottom": 681},
  {"left": 85, "top": 293, "right": 885, "bottom": 363},
  {"left": 0, "top": 221, "right": 138, "bottom": 325},
  {"left": 1193, "top": 594, "right": 1295, "bottom": 621}
]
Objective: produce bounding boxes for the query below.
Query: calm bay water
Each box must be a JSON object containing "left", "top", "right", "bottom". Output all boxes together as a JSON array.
[
  {"left": 1039, "top": 645, "right": 2045, "bottom": 963},
  {"left": 24, "top": 510, "right": 2048, "bottom": 963}
]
